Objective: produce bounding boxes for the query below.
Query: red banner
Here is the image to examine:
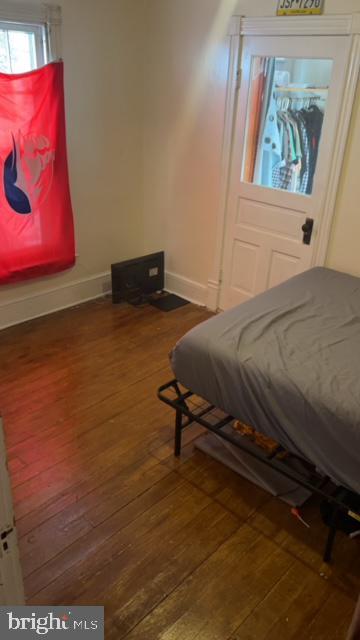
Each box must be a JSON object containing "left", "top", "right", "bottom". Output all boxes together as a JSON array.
[{"left": 0, "top": 62, "right": 75, "bottom": 284}]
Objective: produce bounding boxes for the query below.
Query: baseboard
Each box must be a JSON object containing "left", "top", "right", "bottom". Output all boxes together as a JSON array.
[
  {"left": 0, "top": 271, "right": 112, "bottom": 330},
  {"left": 0, "top": 270, "right": 208, "bottom": 330},
  {"left": 165, "top": 271, "right": 207, "bottom": 307}
]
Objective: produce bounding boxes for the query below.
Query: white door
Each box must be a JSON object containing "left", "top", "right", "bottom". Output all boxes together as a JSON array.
[
  {"left": 219, "top": 34, "right": 351, "bottom": 309},
  {"left": 0, "top": 418, "right": 25, "bottom": 605}
]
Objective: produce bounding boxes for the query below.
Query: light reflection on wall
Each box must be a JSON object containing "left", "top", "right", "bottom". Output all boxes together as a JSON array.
[{"left": 171, "top": 0, "right": 239, "bottom": 175}]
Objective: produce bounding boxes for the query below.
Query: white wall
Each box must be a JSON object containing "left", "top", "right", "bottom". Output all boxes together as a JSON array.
[
  {"left": 0, "top": 0, "right": 145, "bottom": 328},
  {"left": 327, "top": 80, "right": 360, "bottom": 274},
  {"left": 142, "top": 0, "right": 360, "bottom": 306},
  {"left": 143, "top": 0, "right": 237, "bottom": 304}
]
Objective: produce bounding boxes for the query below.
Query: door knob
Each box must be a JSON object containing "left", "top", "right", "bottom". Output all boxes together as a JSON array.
[{"left": 302, "top": 218, "right": 314, "bottom": 245}]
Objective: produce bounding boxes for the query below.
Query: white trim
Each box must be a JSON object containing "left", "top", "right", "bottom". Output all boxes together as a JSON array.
[
  {"left": 0, "top": 2, "right": 60, "bottom": 26},
  {"left": 0, "top": 270, "right": 207, "bottom": 330},
  {"left": 0, "top": 418, "right": 25, "bottom": 605},
  {"left": 207, "top": 279, "right": 221, "bottom": 311},
  {"left": 0, "top": 419, "right": 15, "bottom": 534},
  {"left": 240, "top": 14, "right": 360, "bottom": 36},
  {"left": 0, "top": 272, "right": 111, "bottom": 330},
  {"left": 315, "top": 33, "right": 360, "bottom": 266},
  {"left": 0, "top": 530, "right": 25, "bottom": 605},
  {"left": 0, "top": 2, "right": 47, "bottom": 24},
  {"left": 207, "top": 26, "right": 241, "bottom": 311},
  {"left": 165, "top": 271, "right": 207, "bottom": 307}
]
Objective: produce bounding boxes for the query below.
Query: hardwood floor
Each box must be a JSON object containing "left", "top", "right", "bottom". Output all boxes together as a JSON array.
[{"left": 0, "top": 298, "right": 359, "bottom": 638}]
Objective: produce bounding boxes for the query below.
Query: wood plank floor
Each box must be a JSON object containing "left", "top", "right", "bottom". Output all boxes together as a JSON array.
[{"left": 0, "top": 298, "right": 359, "bottom": 638}]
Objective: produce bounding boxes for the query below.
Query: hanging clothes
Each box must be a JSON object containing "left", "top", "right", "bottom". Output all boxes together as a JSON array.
[
  {"left": 249, "top": 71, "right": 325, "bottom": 194},
  {"left": 293, "top": 111, "right": 311, "bottom": 194},
  {"left": 299, "top": 105, "right": 324, "bottom": 194},
  {"left": 272, "top": 110, "right": 302, "bottom": 192},
  {"left": 270, "top": 99, "right": 324, "bottom": 193}
]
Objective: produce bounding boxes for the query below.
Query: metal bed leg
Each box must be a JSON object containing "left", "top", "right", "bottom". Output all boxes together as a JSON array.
[
  {"left": 159, "top": 380, "right": 360, "bottom": 567},
  {"left": 174, "top": 408, "right": 183, "bottom": 457},
  {"left": 323, "top": 505, "right": 340, "bottom": 563},
  {"left": 324, "top": 525, "right": 337, "bottom": 563}
]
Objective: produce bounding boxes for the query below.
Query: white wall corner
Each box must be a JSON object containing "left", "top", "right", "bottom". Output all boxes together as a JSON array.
[
  {"left": 206, "top": 24, "right": 241, "bottom": 316},
  {"left": 0, "top": 272, "right": 111, "bottom": 330},
  {"left": 315, "top": 32, "right": 360, "bottom": 266},
  {"left": 228, "top": 16, "right": 241, "bottom": 37},
  {"left": 165, "top": 271, "right": 207, "bottom": 307},
  {"left": 44, "top": 4, "right": 62, "bottom": 25},
  {"left": 351, "top": 13, "right": 360, "bottom": 35},
  {"left": 45, "top": 3, "right": 62, "bottom": 60}
]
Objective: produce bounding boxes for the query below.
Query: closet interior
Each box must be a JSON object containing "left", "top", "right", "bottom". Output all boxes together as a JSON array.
[{"left": 243, "top": 56, "right": 333, "bottom": 195}]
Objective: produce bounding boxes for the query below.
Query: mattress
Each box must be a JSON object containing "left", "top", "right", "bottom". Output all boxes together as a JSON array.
[{"left": 171, "top": 267, "right": 360, "bottom": 494}]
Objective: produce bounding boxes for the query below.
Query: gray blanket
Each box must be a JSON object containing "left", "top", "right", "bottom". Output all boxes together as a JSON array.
[{"left": 171, "top": 267, "right": 360, "bottom": 493}]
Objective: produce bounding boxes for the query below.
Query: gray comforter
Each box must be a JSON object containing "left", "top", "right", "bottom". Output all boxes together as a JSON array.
[{"left": 171, "top": 267, "right": 360, "bottom": 493}]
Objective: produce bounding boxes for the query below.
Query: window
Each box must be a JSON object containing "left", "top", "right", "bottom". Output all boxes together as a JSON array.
[
  {"left": 0, "top": 22, "right": 47, "bottom": 73},
  {"left": 0, "top": 4, "right": 61, "bottom": 73}
]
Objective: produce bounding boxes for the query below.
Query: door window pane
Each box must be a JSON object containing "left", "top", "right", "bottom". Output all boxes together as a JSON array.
[{"left": 242, "top": 57, "right": 333, "bottom": 195}]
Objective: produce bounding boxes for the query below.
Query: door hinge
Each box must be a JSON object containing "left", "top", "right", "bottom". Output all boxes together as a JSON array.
[
  {"left": 235, "top": 68, "right": 242, "bottom": 92},
  {"left": 1, "top": 527, "right": 13, "bottom": 551},
  {"left": 1, "top": 528, "right": 13, "bottom": 540},
  {"left": 219, "top": 270, "right": 223, "bottom": 284}
]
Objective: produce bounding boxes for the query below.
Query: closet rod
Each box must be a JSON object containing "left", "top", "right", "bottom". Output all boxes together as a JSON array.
[{"left": 275, "top": 86, "right": 329, "bottom": 93}]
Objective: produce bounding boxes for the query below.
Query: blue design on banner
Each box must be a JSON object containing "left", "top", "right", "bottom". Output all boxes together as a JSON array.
[{"left": 4, "top": 134, "right": 31, "bottom": 214}]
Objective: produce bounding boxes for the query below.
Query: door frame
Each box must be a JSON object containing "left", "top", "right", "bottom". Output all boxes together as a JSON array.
[
  {"left": 0, "top": 418, "right": 25, "bottom": 605},
  {"left": 207, "top": 13, "right": 360, "bottom": 311}
]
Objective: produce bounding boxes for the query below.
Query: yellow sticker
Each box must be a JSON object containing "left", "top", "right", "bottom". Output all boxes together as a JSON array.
[
  {"left": 277, "top": 0, "right": 324, "bottom": 15},
  {"left": 348, "top": 510, "right": 360, "bottom": 523}
]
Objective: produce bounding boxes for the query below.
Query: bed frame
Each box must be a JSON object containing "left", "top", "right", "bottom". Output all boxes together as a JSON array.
[{"left": 158, "top": 378, "right": 360, "bottom": 564}]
